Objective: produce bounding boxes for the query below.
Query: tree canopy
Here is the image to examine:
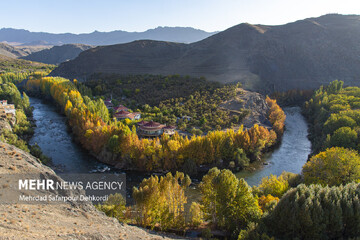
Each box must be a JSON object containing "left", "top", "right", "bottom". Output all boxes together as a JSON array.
[
  {"left": 303, "top": 147, "right": 360, "bottom": 186},
  {"left": 263, "top": 183, "right": 360, "bottom": 239},
  {"left": 199, "top": 168, "right": 262, "bottom": 237}
]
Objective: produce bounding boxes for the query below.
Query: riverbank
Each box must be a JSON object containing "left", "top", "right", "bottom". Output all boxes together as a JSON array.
[
  {"left": 29, "top": 97, "right": 311, "bottom": 187},
  {"left": 236, "top": 107, "right": 311, "bottom": 185}
]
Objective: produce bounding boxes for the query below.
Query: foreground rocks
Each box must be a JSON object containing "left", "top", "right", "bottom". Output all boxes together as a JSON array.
[{"left": 0, "top": 142, "right": 182, "bottom": 240}]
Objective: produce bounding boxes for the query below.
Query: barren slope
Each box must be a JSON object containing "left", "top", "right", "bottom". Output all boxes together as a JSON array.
[
  {"left": 0, "top": 142, "right": 180, "bottom": 240},
  {"left": 22, "top": 44, "right": 93, "bottom": 64},
  {"left": 51, "top": 14, "right": 360, "bottom": 92}
]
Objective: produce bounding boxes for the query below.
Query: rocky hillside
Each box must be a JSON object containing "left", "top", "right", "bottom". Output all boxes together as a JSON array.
[
  {"left": 22, "top": 44, "right": 93, "bottom": 64},
  {"left": 0, "top": 141, "right": 181, "bottom": 239},
  {"left": 0, "top": 42, "right": 50, "bottom": 58},
  {"left": 0, "top": 43, "right": 29, "bottom": 58},
  {"left": 220, "top": 88, "right": 271, "bottom": 129},
  {"left": 51, "top": 14, "right": 360, "bottom": 92},
  {"left": 0, "top": 115, "right": 179, "bottom": 239}
]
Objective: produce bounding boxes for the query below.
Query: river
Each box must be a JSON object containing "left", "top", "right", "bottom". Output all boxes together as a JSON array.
[
  {"left": 29, "top": 97, "right": 104, "bottom": 173},
  {"left": 29, "top": 97, "right": 311, "bottom": 188},
  {"left": 236, "top": 107, "right": 311, "bottom": 185}
]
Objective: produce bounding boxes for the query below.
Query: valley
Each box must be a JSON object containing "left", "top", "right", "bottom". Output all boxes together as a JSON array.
[
  {"left": 1, "top": 11, "right": 360, "bottom": 240},
  {"left": 28, "top": 96, "right": 310, "bottom": 185}
]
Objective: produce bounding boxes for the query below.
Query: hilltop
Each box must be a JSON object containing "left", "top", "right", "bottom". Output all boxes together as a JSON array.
[
  {"left": 0, "top": 42, "right": 50, "bottom": 58},
  {"left": 0, "top": 54, "right": 53, "bottom": 72},
  {"left": 51, "top": 14, "right": 360, "bottom": 92},
  {"left": 22, "top": 44, "right": 93, "bottom": 64}
]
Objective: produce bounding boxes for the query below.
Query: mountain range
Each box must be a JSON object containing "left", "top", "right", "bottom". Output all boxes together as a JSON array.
[
  {"left": 51, "top": 14, "right": 360, "bottom": 92},
  {"left": 0, "top": 27, "right": 217, "bottom": 46}
]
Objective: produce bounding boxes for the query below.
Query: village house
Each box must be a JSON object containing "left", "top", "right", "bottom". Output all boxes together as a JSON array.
[
  {"left": 137, "top": 120, "right": 176, "bottom": 137},
  {"left": 0, "top": 100, "right": 16, "bottom": 125},
  {"left": 114, "top": 104, "right": 129, "bottom": 112},
  {"left": 104, "top": 99, "right": 113, "bottom": 109},
  {"left": 162, "top": 125, "right": 176, "bottom": 135},
  {"left": 114, "top": 110, "right": 141, "bottom": 121}
]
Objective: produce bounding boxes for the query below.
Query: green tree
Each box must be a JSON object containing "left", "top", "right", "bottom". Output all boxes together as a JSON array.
[
  {"left": 303, "top": 147, "right": 360, "bottom": 186},
  {"left": 324, "top": 114, "right": 356, "bottom": 134},
  {"left": 234, "top": 148, "right": 250, "bottom": 169},
  {"left": 199, "top": 168, "right": 261, "bottom": 236},
  {"left": 329, "top": 126, "right": 357, "bottom": 149},
  {"left": 107, "top": 135, "right": 121, "bottom": 153}
]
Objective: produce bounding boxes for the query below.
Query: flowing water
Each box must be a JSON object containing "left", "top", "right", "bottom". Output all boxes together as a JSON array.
[
  {"left": 29, "top": 97, "right": 104, "bottom": 173},
  {"left": 237, "top": 106, "right": 312, "bottom": 185},
  {"left": 29, "top": 98, "right": 311, "bottom": 188}
]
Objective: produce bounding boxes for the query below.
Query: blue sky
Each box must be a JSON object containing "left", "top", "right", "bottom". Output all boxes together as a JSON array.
[{"left": 1, "top": 0, "right": 360, "bottom": 33}]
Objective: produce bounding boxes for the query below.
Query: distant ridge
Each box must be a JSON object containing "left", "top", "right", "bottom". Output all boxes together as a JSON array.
[
  {"left": 0, "top": 42, "right": 50, "bottom": 58},
  {"left": 0, "top": 27, "right": 217, "bottom": 46},
  {"left": 0, "top": 42, "right": 28, "bottom": 58},
  {"left": 51, "top": 14, "right": 360, "bottom": 92}
]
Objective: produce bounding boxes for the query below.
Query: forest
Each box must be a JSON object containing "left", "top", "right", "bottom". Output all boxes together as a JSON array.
[
  {"left": 77, "top": 74, "right": 250, "bottom": 132},
  {"left": 301, "top": 80, "right": 360, "bottom": 186},
  {"left": 81, "top": 73, "right": 223, "bottom": 106},
  {"left": 304, "top": 80, "right": 360, "bottom": 153}
]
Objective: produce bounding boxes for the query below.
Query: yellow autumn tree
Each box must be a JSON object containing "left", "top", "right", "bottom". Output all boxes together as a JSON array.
[{"left": 258, "top": 194, "right": 279, "bottom": 212}]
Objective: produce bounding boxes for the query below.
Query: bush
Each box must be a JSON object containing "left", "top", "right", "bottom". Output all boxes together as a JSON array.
[
  {"left": 234, "top": 148, "right": 250, "bottom": 169},
  {"left": 96, "top": 193, "right": 126, "bottom": 222},
  {"left": 30, "top": 143, "right": 51, "bottom": 164}
]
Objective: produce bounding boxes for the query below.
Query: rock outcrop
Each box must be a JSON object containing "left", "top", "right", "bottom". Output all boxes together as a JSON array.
[{"left": 220, "top": 88, "right": 271, "bottom": 128}]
